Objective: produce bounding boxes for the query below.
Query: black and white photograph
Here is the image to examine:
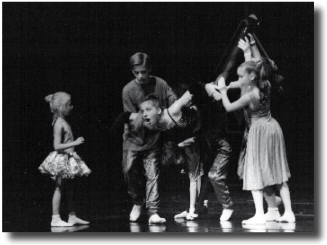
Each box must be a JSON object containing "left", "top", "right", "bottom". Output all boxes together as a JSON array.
[{"left": 2, "top": 1, "right": 318, "bottom": 236}]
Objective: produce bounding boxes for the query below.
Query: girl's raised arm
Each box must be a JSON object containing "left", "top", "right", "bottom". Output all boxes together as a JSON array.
[
  {"left": 248, "top": 34, "right": 261, "bottom": 63},
  {"left": 217, "top": 76, "right": 241, "bottom": 91},
  {"left": 168, "top": 90, "right": 193, "bottom": 115},
  {"left": 238, "top": 36, "right": 252, "bottom": 62}
]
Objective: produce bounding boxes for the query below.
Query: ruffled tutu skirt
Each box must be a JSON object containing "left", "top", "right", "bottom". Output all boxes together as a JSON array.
[
  {"left": 38, "top": 151, "right": 91, "bottom": 179},
  {"left": 237, "top": 117, "right": 291, "bottom": 190}
]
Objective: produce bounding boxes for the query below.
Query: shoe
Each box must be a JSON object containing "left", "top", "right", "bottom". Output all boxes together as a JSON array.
[
  {"left": 148, "top": 214, "right": 166, "bottom": 224},
  {"left": 68, "top": 216, "right": 90, "bottom": 225},
  {"left": 276, "top": 212, "right": 296, "bottom": 223},
  {"left": 220, "top": 209, "right": 234, "bottom": 221},
  {"left": 174, "top": 211, "right": 188, "bottom": 219},
  {"left": 265, "top": 207, "right": 281, "bottom": 221},
  {"left": 186, "top": 213, "right": 198, "bottom": 221},
  {"left": 242, "top": 215, "right": 266, "bottom": 225},
  {"left": 130, "top": 204, "right": 142, "bottom": 221},
  {"left": 51, "top": 218, "right": 73, "bottom": 227}
]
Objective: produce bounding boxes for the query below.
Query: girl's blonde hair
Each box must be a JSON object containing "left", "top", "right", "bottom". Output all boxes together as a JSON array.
[{"left": 45, "top": 92, "right": 71, "bottom": 123}]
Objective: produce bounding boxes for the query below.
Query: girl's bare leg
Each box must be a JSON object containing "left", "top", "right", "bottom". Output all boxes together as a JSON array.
[
  {"left": 66, "top": 180, "right": 90, "bottom": 225},
  {"left": 276, "top": 182, "right": 296, "bottom": 223},
  {"left": 189, "top": 180, "right": 197, "bottom": 215},
  {"left": 242, "top": 190, "right": 265, "bottom": 224},
  {"left": 51, "top": 177, "right": 73, "bottom": 227},
  {"left": 263, "top": 186, "right": 281, "bottom": 221},
  {"left": 186, "top": 177, "right": 201, "bottom": 220},
  {"left": 52, "top": 177, "right": 61, "bottom": 215}
]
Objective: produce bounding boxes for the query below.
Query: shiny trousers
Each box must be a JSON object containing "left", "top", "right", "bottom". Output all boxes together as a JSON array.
[
  {"left": 195, "top": 138, "right": 233, "bottom": 213},
  {"left": 122, "top": 148, "right": 161, "bottom": 216}
]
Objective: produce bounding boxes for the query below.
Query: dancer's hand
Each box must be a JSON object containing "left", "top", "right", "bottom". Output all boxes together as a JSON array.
[
  {"left": 180, "top": 91, "right": 193, "bottom": 107},
  {"left": 238, "top": 36, "right": 250, "bottom": 54},
  {"left": 217, "top": 77, "right": 226, "bottom": 89},
  {"left": 216, "top": 77, "right": 228, "bottom": 94},
  {"left": 205, "top": 83, "right": 219, "bottom": 97},
  {"left": 75, "top": 137, "right": 84, "bottom": 145},
  {"left": 212, "top": 91, "right": 222, "bottom": 101},
  {"left": 217, "top": 77, "right": 229, "bottom": 94}
]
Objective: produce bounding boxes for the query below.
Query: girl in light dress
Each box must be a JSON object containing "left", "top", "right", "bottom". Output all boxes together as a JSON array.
[{"left": 213, "top": 51, "right": 295, "bottom": 224}]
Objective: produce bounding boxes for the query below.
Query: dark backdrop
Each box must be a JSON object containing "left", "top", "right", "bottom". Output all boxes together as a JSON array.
[{"left": 2, "top": 2, "right": 314, "bottom": 228}]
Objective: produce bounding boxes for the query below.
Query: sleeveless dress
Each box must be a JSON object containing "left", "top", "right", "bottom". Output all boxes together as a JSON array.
[
  {"left": 166, "top": 107, "right": 204, "bottom": 181},
  {"left": 38, "top": 117, "right": 91, "bottom": 179},
  {"left": 237, "top": 100, "right": 291, "bottom": 190}
]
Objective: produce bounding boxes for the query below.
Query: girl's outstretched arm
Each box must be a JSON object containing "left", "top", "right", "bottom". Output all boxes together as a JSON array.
[
  {"left": 218, "top": 84, "right": 252, "bottom": 112},
  {"left": 217, "top": 76, "right": 241, "bottom": 92},
  {"left": 220, "top": 91, "right": 251, "bottom": 112},
  {"left": 53, "top": 121, "right": 83, "bottom": 151},
  {"left": 228, "top": 81, "right": 241, "bottom": 89},
  {"left": 168, "top": 90, "right": 193, "bottom": 115},
  {"left": 205, "top": 83, "right": 222, "bottom": 101}
]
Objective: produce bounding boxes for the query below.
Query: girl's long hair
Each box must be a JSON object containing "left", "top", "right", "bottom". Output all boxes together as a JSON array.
[{"left": 263, "top": 58, "right": 284, "bottom": 94}]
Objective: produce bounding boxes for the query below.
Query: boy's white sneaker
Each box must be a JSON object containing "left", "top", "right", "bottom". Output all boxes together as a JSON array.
[
  {"left": 51, "top": 218, "right": 73, "bottom": 227},
  {"left": 148, "top": 214, "right": 166, "bottom": 224},
  {"left": 68, "top": 216, "right": 90, "bottom": 225}
]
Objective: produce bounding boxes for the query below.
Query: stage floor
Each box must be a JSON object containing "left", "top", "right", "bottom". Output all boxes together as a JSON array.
[{"left": 3, "top": 184, "right": 314, "bottom": 233}]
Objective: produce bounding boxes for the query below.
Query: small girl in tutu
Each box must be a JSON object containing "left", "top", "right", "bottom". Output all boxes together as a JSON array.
[{"left": 39, "top": 92, "right": 91, "bottom": 227}]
